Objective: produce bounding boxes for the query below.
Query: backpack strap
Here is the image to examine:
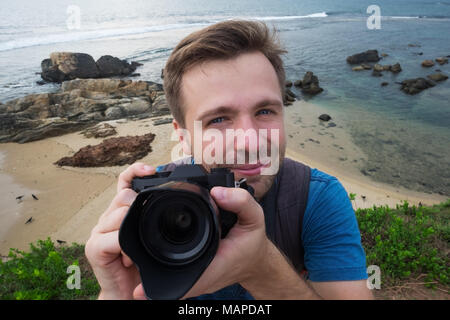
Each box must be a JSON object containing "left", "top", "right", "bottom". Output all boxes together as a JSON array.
[{"left": 272, "top": 158, "right": 311, "bottom": 273}]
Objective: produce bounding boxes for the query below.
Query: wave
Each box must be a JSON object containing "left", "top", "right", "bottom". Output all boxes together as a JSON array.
[
  {"left": 251, "top": 12, "right": 328, "bottom": 21},
  {"left": 0, "top": 22, "right": 209, "bottom": 52}
]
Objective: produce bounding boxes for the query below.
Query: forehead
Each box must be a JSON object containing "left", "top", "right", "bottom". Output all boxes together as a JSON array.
[{"left": 180, "top": 51, "right": 282, "bottom": 121}]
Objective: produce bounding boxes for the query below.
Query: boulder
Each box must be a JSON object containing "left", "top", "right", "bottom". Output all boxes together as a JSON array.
[
  {"left": 435, "top": 57, "right": 448, "bottom": 65},
  {"left": 54, "top": 133, "right": 156, "bottom": 167},
  {"left": 285, "top": 80, "right": 293, "bottom": 87},
  {"left": 346, "top": 50, "right": 381, "bottom": 64},
  {"left": 49, "top": 52, "right": 100, "bottom": 80},
  {"left": 300, "top": 72, "right": 323, "bottom": 95},
  {"left": 40, "top": 52, "right": 142, "bottom": 83},
  {"left": 318, "top": 114, "right": 331, "bottom": 121},
  {"left": 352, "top": 66, "right": 365, "bottom": 71},
  {"left": 96, "top": 55, "right": 139, "bottom": 77},
  {"left": 400, "top": 78, "right": 435, "bottom": 95},
  {"left": 390, "top": 63, "right": 402, "bottom": 73},
  {"left": 421, "top": 60, "right": 435, "bottom": 68},
  {"left": 381, "top": 82, "right": 389, "bottom": 86},
  {"left": 427, "top": 73, "right": 448, "bottom": 82}
]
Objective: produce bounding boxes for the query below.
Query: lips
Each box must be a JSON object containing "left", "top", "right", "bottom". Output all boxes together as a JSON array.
[{"left": 230, "top": 162, "right": 269, "bottom": 176}]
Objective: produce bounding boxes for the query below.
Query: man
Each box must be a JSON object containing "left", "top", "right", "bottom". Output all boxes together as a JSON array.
[{"left": 85, "top": 20, "right": 373, "bottom": 300}]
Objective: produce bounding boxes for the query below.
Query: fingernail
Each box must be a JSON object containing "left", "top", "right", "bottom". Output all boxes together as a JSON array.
[{"left": 212, "top": 187, "right": 226, "bottom": 200}]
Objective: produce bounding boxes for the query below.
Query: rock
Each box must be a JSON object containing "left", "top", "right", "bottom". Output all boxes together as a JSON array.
[
  {"left": 436, "top": 57, "right": 448, "bottom": 65},
  {"left": 285, "top": 88, "right": 297, "bottom": 103},
  {"left": 81, "top": 123, "right": 117, "bottom": 138},
  {"left": 318, "top": 114, "right": 331, "bottom": 121},
  {"left": 373, "top": 64, "right": 384, "bottom": 72},
  {"left": 327, "top": 122, "right": 336, "bottom": 128},
  {"left": 129, "top": 73, "right": 140, "bottom": 77},
  {"left": 153, "top": 118, "right": 173, "bottom": 126},
  {"left": 285, "top": 81, "right": 293, "bottom": 87},
  {"left": 294, "top": 80, "right": 302, "bottom": 87},
  {"left": 372, "top": 70, "right": 383, "bottom": 77},
  {"left": 400, "top": 78, "right": 436, "bottom": 95},
  {"left": 151, "top": 95, "right": 170, "bottom": 116},
  {"left": 381, "top": 53, "right": 389, "bottom": 57},
  {"left": 390, "top": 63, "right": 402, "bottom": 73},
  {"left": 421, "top": 60, "right": 435, "bottom": 68},
  {"left": 50, "top": 52, "right": 100, "bottom": 80},
  {"left": 352, "top": 66, "right": 365, "bottom": 71},
  {"left": 300, "top": 72, "right": 323, "bottom": 95},
  {"left": 96, "top": 55, "right": 139, "bottom": 77},
  {"left": 408, "top": 43, "right": 421, "bottom": 47},
  {"left": 161, "top": 68, "right": 165, "bottom": 79},
  {"left": 427, "top": 73, "right": 448, "bottom": 82},
  {"left": 361, "top": 64, "right": 372, "bottom": 70},
  {"left": 40, "top": 52, "right": 142, "bottom": 83},
  {"left": 381, "top": 82, "right": 389, "bottom": 86},
  {"left": 54, "top": 133, "right": 156, "bottom": 167},
  {"left": 0, "top": 79, "right": 168, "bottom": 143},
  {"left": 346, "top": 50, "right": 381, "bottom": 64}
]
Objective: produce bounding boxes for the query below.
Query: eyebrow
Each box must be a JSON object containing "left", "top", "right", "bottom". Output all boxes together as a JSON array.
[{"left": 197, "top": 99, "right": 283, "bottom": 121}]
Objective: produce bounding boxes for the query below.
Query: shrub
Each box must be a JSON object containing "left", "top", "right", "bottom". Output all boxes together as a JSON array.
[
  {"left": 356, "top": 199, "right": 450, "bottom": 287},
  {"left": 0, "top": 238, "right": 99, "bottom": 300}
]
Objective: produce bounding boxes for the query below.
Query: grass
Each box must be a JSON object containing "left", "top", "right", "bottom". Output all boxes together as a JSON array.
[{"left": 0, "top": 199, "right": 448, "bottom": 300}]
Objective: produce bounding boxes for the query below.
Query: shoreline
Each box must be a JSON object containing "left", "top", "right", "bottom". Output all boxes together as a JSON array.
[{"left": 0, "top": 101, "right": 448, "bottom": 253}]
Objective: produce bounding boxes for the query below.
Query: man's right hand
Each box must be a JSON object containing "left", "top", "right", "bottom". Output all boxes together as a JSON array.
[{"left": 85, "top": 162, "right": 155, "bottom": 300}]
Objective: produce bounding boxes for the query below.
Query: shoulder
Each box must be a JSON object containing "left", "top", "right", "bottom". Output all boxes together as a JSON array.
[{"left": 302, "top": 168, "right": 368, "bottom": 281}]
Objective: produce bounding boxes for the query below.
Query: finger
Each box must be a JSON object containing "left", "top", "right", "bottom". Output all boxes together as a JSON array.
[
  {"left": 133, "top": 284, "right": 147, "bottom": 300},
  {"left": 210, "top": 187, "right": 264, "bottom": 227},
  {"left": 121, "top": 251, "right": 134, "bottom": 268},
  {"left": 97, "top": 206, "right": 130, "bottom": 234},
  {"left": 85, "top": 231, "right": 121, "bottom": 266},
  {"left": 105, "top": 188, "right": 137, "bottom": 214},
  {"left": 117, "top": 162, "right": 155, "bottom": 193}
]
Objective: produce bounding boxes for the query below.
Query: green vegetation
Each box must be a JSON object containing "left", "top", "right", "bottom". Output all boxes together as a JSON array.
[
  {"left": 0, "top": 238, "right": 99, "bottom": 300},
  {"left": 356, "top": 199, "right": 450, "bottom": 288},
  {"left": 0, "top": 200, "right": 448, "bottom": 299}
]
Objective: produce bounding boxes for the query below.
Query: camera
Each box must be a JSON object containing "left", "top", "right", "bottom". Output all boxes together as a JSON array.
[{"left": 119, "top": 164, "right": 254, "bottom": 300}]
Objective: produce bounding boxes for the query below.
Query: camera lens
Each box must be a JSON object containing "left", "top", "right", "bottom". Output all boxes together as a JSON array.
[
  {"left": 138, "top": 191, "right": 214, "bottom": 265},
  {"left": 160, "top": 206, "right": 197, "bottom": 244}
]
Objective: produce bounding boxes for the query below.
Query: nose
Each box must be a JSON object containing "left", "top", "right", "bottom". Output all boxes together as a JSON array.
[{"left": 233, "top": 115, "right": 259, "bottom": 161}]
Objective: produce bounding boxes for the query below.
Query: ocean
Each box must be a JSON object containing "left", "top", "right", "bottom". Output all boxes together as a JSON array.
[{"left": 0, "top": 0, "right": 449, "bottom": 195}]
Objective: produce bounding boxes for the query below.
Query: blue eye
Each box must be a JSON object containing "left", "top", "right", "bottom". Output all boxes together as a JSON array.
[
  {"left": 209, "top": 117, "right": 225, "bottom": 124},
  {"left": 257, "top": 109, "right": 272, "bottom": 115}
]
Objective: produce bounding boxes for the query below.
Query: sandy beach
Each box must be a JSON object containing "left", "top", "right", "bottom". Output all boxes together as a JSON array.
[{"left": 0, "top": 100, "right": 447, "bottom": 254}]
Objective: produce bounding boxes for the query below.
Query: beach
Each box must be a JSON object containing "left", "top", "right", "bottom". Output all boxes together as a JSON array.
[{"left": 0, "top": 99, "right": 447, "bottom": 255}]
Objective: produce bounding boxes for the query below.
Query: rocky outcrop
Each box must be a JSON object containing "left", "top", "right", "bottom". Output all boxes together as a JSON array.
[
  {"left": 81, "top": 123, "right": 117, "bottom": 139},
  {"left": 0, "top": 79, "right": 169, "bottom": 143},
  {"left": 400, "top": 78, "right": 436, "bottom": 95},
  {"left": 296, "top": 72, "right": 323, "bottom": 95},
  {"left": 427, "top": 73, "right": 448, "bottom": 82},
  {"left": 346, "top": 50, "right": 381, "bottom": 64},
  {"left": 40, "top": 52, "right": 142, "bottom": 83},
  {"left": 54, "top": 133, "right": 155, "bottom": 167}
]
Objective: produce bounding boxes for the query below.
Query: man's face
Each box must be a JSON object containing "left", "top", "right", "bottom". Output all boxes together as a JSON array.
[{"left": 174, "top": 51, "right": 286, "bottom": 200}]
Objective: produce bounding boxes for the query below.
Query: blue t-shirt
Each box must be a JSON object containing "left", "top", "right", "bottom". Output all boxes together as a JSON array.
[{"left": 156, "top": 163, "right": 368, "bottom": 299}]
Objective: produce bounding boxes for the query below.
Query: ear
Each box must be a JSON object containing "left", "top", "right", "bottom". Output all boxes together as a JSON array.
[{"left": 173, "top": 119, "right": 192, "bottom": 156}]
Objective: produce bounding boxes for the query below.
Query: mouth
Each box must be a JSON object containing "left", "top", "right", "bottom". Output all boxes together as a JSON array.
[{"left": 229, "top": 162, "right": 270, "bottom": 176}]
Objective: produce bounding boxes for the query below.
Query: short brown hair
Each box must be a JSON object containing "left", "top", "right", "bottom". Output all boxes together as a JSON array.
[{"left": 163, "top": 20, "right": 287, "bottom": 127}]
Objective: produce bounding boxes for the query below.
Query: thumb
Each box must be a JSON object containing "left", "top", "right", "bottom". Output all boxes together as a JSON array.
[
  {"left": 133, "top": 284, "right": 147, "bottom": 300},
  {"left": 210, "top": 187, "right": 264, "bottom": 228}
]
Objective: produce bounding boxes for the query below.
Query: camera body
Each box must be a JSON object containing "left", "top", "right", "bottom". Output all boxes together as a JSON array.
[{"left": 119, "top": 164, "right": 253, "bottom": 300}]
